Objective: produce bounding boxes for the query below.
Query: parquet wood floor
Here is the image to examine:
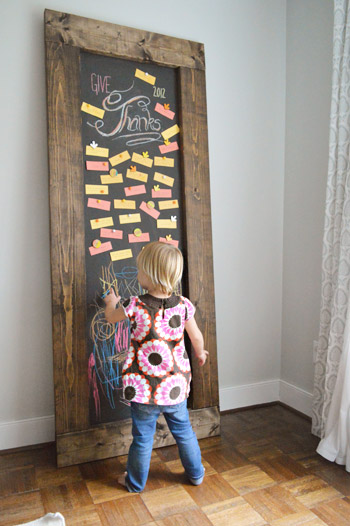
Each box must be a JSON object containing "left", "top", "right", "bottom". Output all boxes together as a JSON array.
[{"left": 0, "top": 404, "right": 349, "bottom": 526}]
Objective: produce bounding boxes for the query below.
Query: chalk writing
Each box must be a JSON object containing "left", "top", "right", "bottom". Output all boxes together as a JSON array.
[
  {"left": 153, "top": 86, "right": 166, "bottom": 98},
  {"left": 91, "top": 73, "right": 111, "bottom": 95},
  {"left": 88, "top": 83, "right": 162, "bottom": 146}
]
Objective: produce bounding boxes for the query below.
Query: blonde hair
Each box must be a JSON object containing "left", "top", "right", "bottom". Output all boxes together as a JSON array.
[{"left": 137, "top": 241, "right": 183, "bottom": 295}]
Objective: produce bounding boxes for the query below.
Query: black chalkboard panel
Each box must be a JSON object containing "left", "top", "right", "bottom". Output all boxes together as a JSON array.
[{"left": 80, "top": 52, "right": 183, "bottom": 424}]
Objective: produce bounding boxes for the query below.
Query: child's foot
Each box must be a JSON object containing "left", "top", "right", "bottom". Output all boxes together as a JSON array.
[
  {"left": 189, "top": 467, "right": 205, "bottom": 486},
  {"left": 118, "top": 471, "right": 127, "bottom": 487}
]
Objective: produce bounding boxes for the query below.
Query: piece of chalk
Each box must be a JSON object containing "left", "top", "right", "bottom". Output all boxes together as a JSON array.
[{"left": 101, "top": 289, "right": 111, "bottom": 299}]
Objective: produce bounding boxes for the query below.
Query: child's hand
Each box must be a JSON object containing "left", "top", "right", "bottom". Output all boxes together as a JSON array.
[
  {"left": 196, "top": 350, "right": 209, "bottom": 366},
  {"left": 103, "top": 288, "right": 120, "bottom": 308}
]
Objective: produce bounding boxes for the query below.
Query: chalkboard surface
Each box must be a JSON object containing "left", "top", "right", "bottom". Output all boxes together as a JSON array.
[{"left": 80, "top": 52, "right": 183, "bottom": 424}]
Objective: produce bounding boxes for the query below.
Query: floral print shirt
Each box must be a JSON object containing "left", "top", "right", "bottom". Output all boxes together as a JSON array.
[{"left": 121, "top": 294, "right": 195, "bottom": 405}]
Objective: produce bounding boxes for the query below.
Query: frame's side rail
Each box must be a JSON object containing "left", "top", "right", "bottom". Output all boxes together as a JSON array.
[
  {"left": 44, "top": 9, "right": 205, "bottom": 70},
  {"left": 179, "top": 67, "right": 219, "bottom": 410},
  {"left": 45, "top": 40, "right": 89, "bottom": 434}
]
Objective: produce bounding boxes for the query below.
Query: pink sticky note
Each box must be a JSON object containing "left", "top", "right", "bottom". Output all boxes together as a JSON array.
[
  {"left": 128, "top": 232, "right": 150, "bottom": 243},
  {"left": 100, "top": 228, "right": 123, "bottom": 239},
  {"left": 87, "top": 198, "right": 111, "bottom": 211},
  {"left": 124, "top": 184, "right": 147, "bottom": 196},
  {"left": 155, "top": 103, "right": 175, "bottom": 120},
  {"left": 89, "top": 241, "right": 112, "bottom": 256},
  {"left": 86, "top": 161, "right": 109, "bottom": 171},
  {"left": 152, "top": 189, "right": 172, "bottom": 198},
  {"left": 139, "top": 201, "right": 160, "bottom": 219},
  {"left": 159, "top": 237, "right": 179, "bottom": 247},
  {"left": 159, "top": 142, "right": 179, "bottom": 154}
]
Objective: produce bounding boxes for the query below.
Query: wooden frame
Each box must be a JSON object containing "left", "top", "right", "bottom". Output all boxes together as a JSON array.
[{"left": 44, "top": 9, "right": 219, "bottom": 467}]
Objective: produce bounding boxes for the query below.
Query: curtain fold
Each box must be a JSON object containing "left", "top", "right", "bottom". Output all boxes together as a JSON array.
[
  {"left": 312, "top": 0, "right": 350, "bottom": 449},
  {"left": 316, "top": 300, "right": 350, "bottom": 471}
]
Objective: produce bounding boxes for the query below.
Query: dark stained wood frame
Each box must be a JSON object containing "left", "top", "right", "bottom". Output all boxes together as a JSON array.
[{"left": 44, "top": 9, "right": 219, "bottom": 467}]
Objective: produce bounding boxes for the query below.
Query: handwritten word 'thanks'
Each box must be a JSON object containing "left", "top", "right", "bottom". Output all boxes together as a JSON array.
[{"left": 88, "top": 86, "right": 162, "bottom": 146}]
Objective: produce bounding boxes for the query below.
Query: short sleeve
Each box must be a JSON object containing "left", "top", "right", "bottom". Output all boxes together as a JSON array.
[
  {"left": 122, "top": 296, "right": 137, "bottom": 318},
  {"left": 183, "top": 297, "right": 196, "bottom": 321}
]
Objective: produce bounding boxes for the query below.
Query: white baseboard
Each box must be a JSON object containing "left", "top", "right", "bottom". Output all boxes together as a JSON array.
[
  {"left": 219, "top": 379, "right": 312, "bottom": 417},
  {"left": 219, "top": 380, "right": 280, "bottom": 411},
  {"left": 0, "top": 380, "right": 313, "bottom": 452},
  {"left": 279, "top": 379, "right": 313, "bottom": 417},
  {"left": 0, "top": 415, "right": 55, "bottom": 451}
]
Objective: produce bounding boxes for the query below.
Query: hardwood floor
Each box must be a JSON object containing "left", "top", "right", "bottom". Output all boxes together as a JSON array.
[{"left": 0, "top": 404, "right": 349, "bottom": 526}]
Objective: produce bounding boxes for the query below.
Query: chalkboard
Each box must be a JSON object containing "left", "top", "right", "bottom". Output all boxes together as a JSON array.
[
  {"left": 80, "top": 53, "right": 184, "bottom": 424},
  {"left": 45, "top": 9, "right": 219, "bottom": 467}
]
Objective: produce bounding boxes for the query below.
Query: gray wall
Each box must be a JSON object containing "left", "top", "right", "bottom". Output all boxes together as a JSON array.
[
  {"left": 0, "top": 0, "right": 334, "bottom": 448},
  {"left": 281, "top": 0, "right": 333, "bottom": 393}
]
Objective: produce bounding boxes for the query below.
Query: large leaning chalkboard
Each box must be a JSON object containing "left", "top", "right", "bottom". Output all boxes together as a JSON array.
[{"left": 80, "top": 52, "right": 184, "bottom": 424}]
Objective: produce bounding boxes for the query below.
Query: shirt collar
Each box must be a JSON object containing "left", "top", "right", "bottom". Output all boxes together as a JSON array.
[{"left": 140, "top": 293, "right": 181, "bottom": 309}]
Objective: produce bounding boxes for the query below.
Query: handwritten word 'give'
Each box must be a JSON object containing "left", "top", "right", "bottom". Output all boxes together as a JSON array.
[{"left": 91, "top": 74, "right": 111, "bottom": 95}]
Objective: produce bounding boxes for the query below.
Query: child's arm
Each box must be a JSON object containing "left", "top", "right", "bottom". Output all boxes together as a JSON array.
[
  {"left": 185, "top": 317, "right": 209, "bottom": 366},
  {"left": 103, "top": 288, "right": 127, "bottom": 324}
]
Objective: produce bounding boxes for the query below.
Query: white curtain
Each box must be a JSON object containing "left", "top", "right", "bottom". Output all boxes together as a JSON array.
[
  {"left": 312, "top": 0, "right": 350, "bottom": 472},
  {"left": 316, "top": 306, "right": 350, "bottom": 471}
]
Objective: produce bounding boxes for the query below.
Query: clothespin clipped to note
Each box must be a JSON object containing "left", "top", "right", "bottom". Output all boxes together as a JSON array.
[
  {"left": 164, "top": 139, "right": 170, "bottom": 145},
  {"left": 171, "top": 216, "right": 177, "bottom": 222},
  {"left": 164, "top": 103, "right": 170, "bottom": 110},
  {"left": 130, "top": 165, "right": 137, "bottom": 172},
  {"left": 166, "top": 234, "right": 172, "bottom": 241},
  {"left": 154, "top": 185, "right": 160, "bottom": 191},
  {"left": 142, "top": 151, "right": 149, "bottom": 158},
  {"left": 90, "top": 140, "right": 98, "bottom": 148}
]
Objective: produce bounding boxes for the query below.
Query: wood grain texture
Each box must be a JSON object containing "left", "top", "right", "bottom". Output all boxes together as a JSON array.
[
  {"left": 45, "top": 40, "right": 89, "bottom": 435},
  {"left": 56, "top": 406, "right": 220, "bottom": 467},
  {"left": 44, "top": 9, "right": 205, "bottom": 69},
  {"left": 45, "top": 9, "right": 218, "bottom": 466},
  {"left": 179, "top": 67, "right": 219, "bottom": 409},
  {"left": 1, "top": 405, "right": 350, "bottom": 526}
]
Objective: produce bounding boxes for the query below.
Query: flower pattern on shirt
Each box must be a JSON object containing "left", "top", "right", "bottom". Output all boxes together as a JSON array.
[
  {"left": 121, "top": 294, "right": 195, "bottom": 405},
  {"left": 122, "top": 344, "right": 135, "bottom": 372},
  {"left": 182, "top": 296, "right": 196, "bottom": 321},
  {"left": 137, "top": 339, "right": 174, "bottom": 377},
  {"left": 131, "top": 305, "right": 152, "bottom": 341},
  {"left": 123, "top": 373, "right": 152, "bottom": 403},
  {"left": 154, "top": 304, "right": 186, "bottom": 341},
  {"left": 154, "top": 373, "right": 188, "bottom": 405},
  {"left": 173, "top": 340, "right": 191, "bottom": 373}
]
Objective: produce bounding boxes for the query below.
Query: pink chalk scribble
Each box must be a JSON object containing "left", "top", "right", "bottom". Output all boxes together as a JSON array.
[{"left": 88, "top": 353, "right": 101, "bottom": 419}]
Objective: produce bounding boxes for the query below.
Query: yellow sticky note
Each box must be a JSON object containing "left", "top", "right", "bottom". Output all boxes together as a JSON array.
[
  {"left": 110, "top": 249, "right": 133, "bottom": 262},
  {"left": 90, "top": 217, "right": 114, "bottom": 230},
  {"left": 126, "top": 169, "right": 148, "bottom": 183},
  {"left": 81, "top": 102, "right": 105, "bottom": 119},
  {"left": 114, "top": 199, "right": 136, "bottom": 209},
  {"left": 85, "top": 145, "right": 109, "bottom": 157},
  {"left": 161, "top": 124, "right": 180, "bottom": 141},
  {"left": 157, "top": 219, "right": 177, "bottom": 229},
  {"left": 100, "top": 173, "right": 123, "bottom": 184},
  {"left": 154, "top": 156, "right": 175, "bottom": 167},
  {"left": 158, "top": 200, "right": 179, "bottom": 210},
  {"left": 119, "top": 213, "right": 141, "bottom": 224},
  {"left": 109, "top": 150, "right": 131, "bottom": 166},
  {"left": 135, "top": 69, "right": 156, "bottom": 85},
  {"left": 131, "top": 152, "right": 154, "bottom": 168},
  {"left": 85, "top": 184, "right": 109, "bottom": 195},
  {"left": 154, "top": 172, "right": 174, "bottom": 187}
]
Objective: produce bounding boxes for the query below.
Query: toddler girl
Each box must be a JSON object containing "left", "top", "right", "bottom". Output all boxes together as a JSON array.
[{"left": 104, "top": 241, "right": 208, "bottom": 492}]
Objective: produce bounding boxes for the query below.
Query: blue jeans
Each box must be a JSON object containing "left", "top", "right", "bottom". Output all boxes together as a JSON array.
[{"left": 126, "top": 400, "right": 204, "bottom": 492}]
